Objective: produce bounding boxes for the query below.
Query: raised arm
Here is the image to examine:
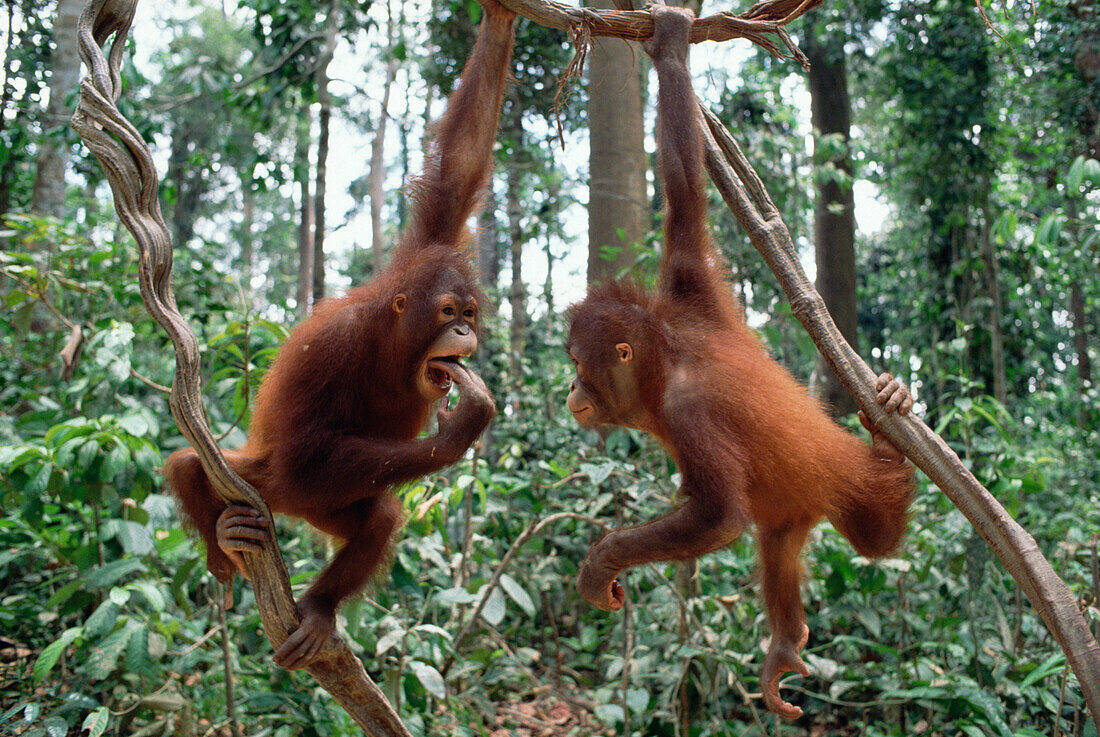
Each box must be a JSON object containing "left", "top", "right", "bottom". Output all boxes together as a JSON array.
[
  {"left": 402, "top": 1, "right": 516, "bottom": 249},
  {"left": 644, "top": 7, "right": 724, "bottom": 308}
]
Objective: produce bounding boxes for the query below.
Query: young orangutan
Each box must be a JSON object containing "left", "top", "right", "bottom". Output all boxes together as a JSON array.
[
  {"left": 564, "top": 6, "right": 916, "bottom": 719},
  {"left": 164, "top": 0, "right": 516, "bottom": 670}
]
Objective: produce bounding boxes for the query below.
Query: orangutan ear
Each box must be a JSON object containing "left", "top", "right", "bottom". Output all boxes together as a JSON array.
[
  {"left": 392, "top": 294, "right": 408, "bottom": 314},
  {"left": 615, "top": 342, "right": 633, "bottom": 363}
]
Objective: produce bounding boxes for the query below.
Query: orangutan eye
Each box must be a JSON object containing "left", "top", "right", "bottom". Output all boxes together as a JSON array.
[
  {"left": 442, "top": 306, "right": 456, "bottom": 316},
  {"left": 463, "top": 308, "right": 475, "bottom": 318}
]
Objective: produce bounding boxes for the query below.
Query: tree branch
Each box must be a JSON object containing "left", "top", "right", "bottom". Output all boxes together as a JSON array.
[
  {"left": 71, "top": 1, "right": 409, "bottom": 734},
  {"left": 497, "top": 0, "right": 818, "bottom": 67}
]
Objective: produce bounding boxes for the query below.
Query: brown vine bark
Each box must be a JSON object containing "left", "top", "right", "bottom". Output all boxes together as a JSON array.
[{"left": 71, "top": 1, "right": 409, "bottom": 734}]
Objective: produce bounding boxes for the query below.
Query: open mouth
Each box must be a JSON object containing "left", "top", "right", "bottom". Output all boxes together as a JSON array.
[{"left": 425, "top": 357, "right": 462, "bottom": 393}]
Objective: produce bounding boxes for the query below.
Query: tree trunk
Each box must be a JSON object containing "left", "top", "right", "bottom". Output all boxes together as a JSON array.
[
  {"left": 369, "top": 47, "right": 398, "bottom": 273},
  {"left": 296, "top": 106, "right": 315, "bottom": 318},
  {"left": 506, "top": 94, "right": 526, "bottom": 384},
  {"left": 478, "top": 187, "right": 501, "bottom": 289},
  {"left": 0, "top": 110, "right": 28, "bottom": 221},
  {"left": 240, "top": 176, "right": 255, "bottom": 304},
  {"left": 586, "top": 0, "right": 647, "bottom": 284},
  {"left": 979, "top": 201, "right": 1006, "bottom": 403},
  {"left": 397, "top": 119, "right": 410, "bottom": 231},
  {"left": 1071, "top": 279, "right": 1093, "bottom": 430},
  {"left": 312, "top": 4, "right": 339, "bottom": 306},
  {"left": 167, "top": 126, "right": 204, "bottom": 252},
  {"left": 805, "top": 29, "right": 859, "bottom": 416},
  {"left": 313, "top": 96, "right": 329, "bottom": 304},
  {"left": 30, "top": 0, "right": 82, "bottom": 218}
]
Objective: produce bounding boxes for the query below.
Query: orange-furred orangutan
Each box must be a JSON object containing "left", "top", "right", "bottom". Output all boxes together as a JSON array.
[
  {"left": 164, "top": 0, "right": 516, "bottom": 670},
  {"left": 564, "top": 6, "right": 916, "bottom": 719}
]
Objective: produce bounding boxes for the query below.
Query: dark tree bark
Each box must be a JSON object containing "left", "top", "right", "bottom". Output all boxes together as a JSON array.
[
  {"left": 312, "top": 2, "right": 340, "bottom": 306},
  {"left": 1070, "top": 279, "right": 1092, "bottom": 430},
  {"left": 296, "top": 106, "right": 314, "bottom": 317},
  {"left": 31, "top": 0, "right": 82, "bottom": 218},
  {"left": 369, "top": 60, "right": 398, "bottom": 273},
  {"left": 805, "top": 28, "right": 858, "bottom": 416},
  {"left": 0, "top": 0, "right": 18, "bottom": 220},
  {"left": 979, "top": 199, "right": 1006, "bottom": 403},
  {"left": 166, "top": 125, "right": 205, "bottom": 252},
  {"left": 586, "top": 0, "right": 647, "bottom": 283},
  {"left": 369, "top": 0, "right": 399, "bottom": 273},
  {"left": 240, "top": 175, "right": 255, "bottom": 303},
  {"left": 478, "top": 188, "right": 501, "bottom": 288},
  {"left": 506, "top": 93, "right": 526, "bottom": 383}
]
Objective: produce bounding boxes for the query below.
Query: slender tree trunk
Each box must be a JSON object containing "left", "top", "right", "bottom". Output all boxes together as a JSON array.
[
  {"left": 543, "top": 231, "right": 555, "bottom": 315},
  {"left": 586, "top": 0, "right": 646, "bottom": 284},
  {"left": 312, "top": 2, "right": 340, "bottom": 306},
  {"left": 675, "top": 559, "right": 700, "bottom": 735},
  {"left": 30, "top": 0, "right": 82, "bottom": 218},
  {"left": 805, "top": 29, "right": 859, "bottom": 416},
  {"left": 0, "top": 111, "right": 27, "bottom": 220},
  {"left": 369, "top": 20, "right": 399, "bottom": 274},
  {"left": 397, "top": 118, "right": 410, "bottom": 231},
  {"left": 296, "top": 106, "right": 315, "bottom": 317},
  {"left": 240, "top": 178, "right": 255, "bottom": 304},
  {"left": 313, "top": 98, "right": 329, "bottom": 304},
  {"left": 979, "top": 200, "right": 1007, "bottom": 403},
  {"left": 0, "top": 1, "right": 15, "bottom": 147},
  {"left": 167, "top": 127, "right": 204, "bottom": 251},
  {"left": 478, "top": 188, "right": 501, "bottom": 289},
  {"left": 474, "top": 186, "right": 500, "bottom": 462},
  {"left": 506, "top": 94, "right": 526, "bottom": 383},
  {"left": 1070, "top": 279, "right": 1092, "bottom": 430}
]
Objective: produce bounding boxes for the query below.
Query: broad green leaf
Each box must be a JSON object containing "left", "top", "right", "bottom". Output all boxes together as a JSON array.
[
  {"left": 1018, "top": 652, "right": 1064, "bottom": 689},
  {"left": 1067, "top": 155, "right": 1086, "bottom": 190},
  {"left": 46, "top": 580, "right": 83, "bottom": 609},
  {"left": 1084, "top": 157, "right": 1100, "bottom": 185},
  {"left": 960, "top": 689, "right": 1011, "bottom": 737},
  {"left": 436, "top": 587, "right": 478, "bottom": 605},
  {"left": 626, "top": 688, "right": 649, "bottom": 712},
  {"left": 42, "top": 716, "right": 68, "bottom": 737},
  {"left": 594, "top": 704, "right": 624, "bottom": 725},
  {"left": 33, "top": 628, "right": 81, "bottom": 683},
  {"left": 408, "top": 660, "right": 446, "bottom": 699},
  {"left": 77, "top": 440, "right": 100, "bottom": 470},
  {"left": 117, "top": 414, "right": 148, "bottom": 437},
  {"left": 87, "top": 621, "right": 139, "bottom": 680},
  {"left": 25, "top": 464, "right": 54, "bottom": 496},
  {"left": 83, "top": 602, "right": 119, "bottom": 639},
  {"left": 499, "top": 574, "right": 536, "bottom": 617},
  {"left": 480, "top": 586, "right": 506, "bottom": 626},
  {"left": 131, "top": 581, "right": 166, "bottom": 612},
  {"left": 81, "top": 707, "right": 109, "bottom": 737},
  {"left": 86, "top": 558, "right": 144, "bottom": 589},
  {"left": 100, "top": 444, "right": 130, "bottom": 482},
  {"left": 114, "top": 521, "right": 154, "bottom": 556},
  {"left": 376, "top": 628, "right": 405, "bottom": 655},
  {"left": 124, "top": 623, "right": 150, "bottom": 673}
]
